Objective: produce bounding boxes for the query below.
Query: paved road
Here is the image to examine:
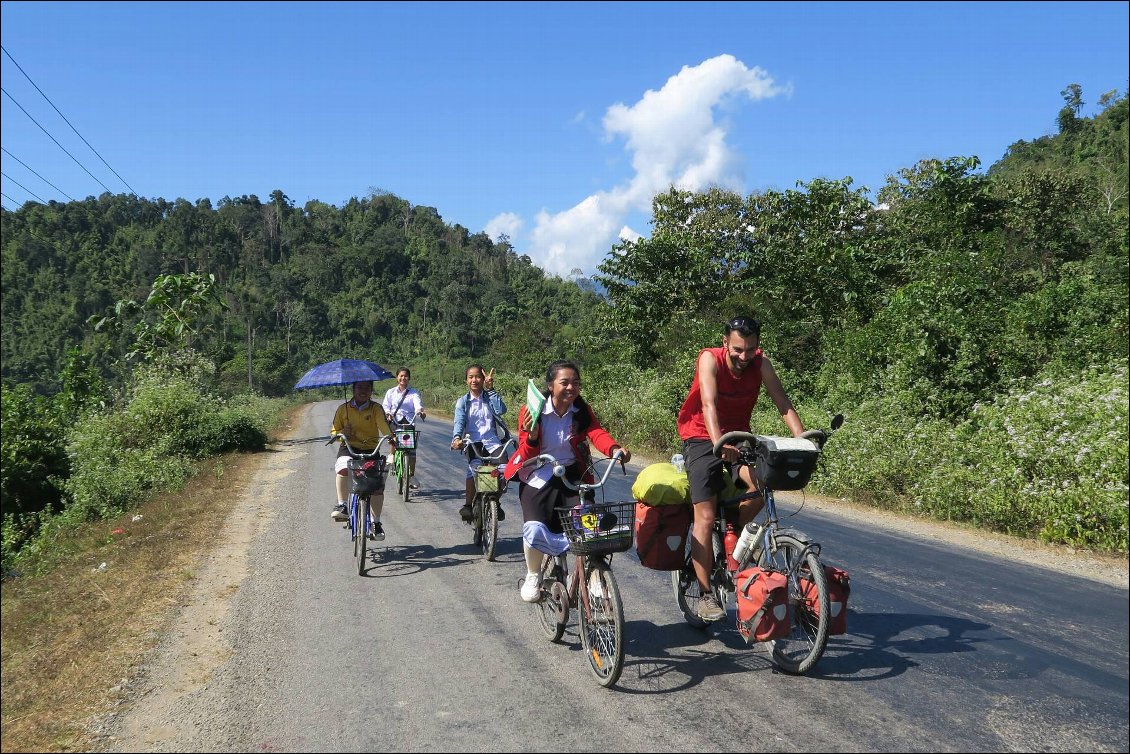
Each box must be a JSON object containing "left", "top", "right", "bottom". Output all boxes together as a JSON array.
[{"left": 103, "top": 401, "right": 1129, "bottom": 752}]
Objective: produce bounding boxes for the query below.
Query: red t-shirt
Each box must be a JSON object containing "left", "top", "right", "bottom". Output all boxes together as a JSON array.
[{"left": 677, "top": 347, "right": 763, "bottom": 441}]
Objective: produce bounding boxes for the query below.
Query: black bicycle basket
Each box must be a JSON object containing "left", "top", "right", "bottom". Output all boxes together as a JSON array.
[
  {"left": 349, "top": 457, "right": 387, "bottom": 495},
  {"left": 556, "top": 501, "right": 636, "bottom": 555}
]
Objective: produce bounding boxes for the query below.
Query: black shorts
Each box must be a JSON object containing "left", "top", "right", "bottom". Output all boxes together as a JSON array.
[
  {"left": 682, "top": 439, "right": 727, "bottom": 503},
  {"left": 682, "top": 438, "right": 751, "bottom": 504}
]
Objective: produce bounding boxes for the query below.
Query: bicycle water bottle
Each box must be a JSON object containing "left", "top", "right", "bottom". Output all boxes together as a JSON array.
[
  {"left": 724, "top": 521, "right": 739, "bottom": 571},
  {"left": 731, "top": 521, "right": 764, "bottom": 569},
  {"left": 671, "top": 453, "right": 685, "bottom": 473}
]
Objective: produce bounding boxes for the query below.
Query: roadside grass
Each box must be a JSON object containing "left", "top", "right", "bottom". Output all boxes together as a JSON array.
[{"left": 0, "top": 405, "right": 303, "bottom": 753}]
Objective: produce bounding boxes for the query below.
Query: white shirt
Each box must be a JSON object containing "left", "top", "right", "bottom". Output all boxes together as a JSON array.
[
  {"left": 519, "top": 402, "right": 577, "bottom": 489},
  {"left": 466, "top": 393, "right": 502, "bottom": 451},
  {"left": 382, "top": 386, "right": 423, "bottom": 424}
]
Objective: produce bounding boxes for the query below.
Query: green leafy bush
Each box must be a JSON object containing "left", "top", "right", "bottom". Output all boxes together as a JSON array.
[{"left": 915, "top": 361, "right": 1128, "bottom": 550}]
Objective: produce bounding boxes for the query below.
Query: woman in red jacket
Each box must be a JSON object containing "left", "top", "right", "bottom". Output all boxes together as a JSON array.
[{"left": 503, "top": 359, "right": 632, "bottom": 602}]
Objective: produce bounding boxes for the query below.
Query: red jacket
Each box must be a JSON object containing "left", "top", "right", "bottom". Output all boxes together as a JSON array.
[{"left": 502, "top": 402, "right": 621, "bottom": 482}]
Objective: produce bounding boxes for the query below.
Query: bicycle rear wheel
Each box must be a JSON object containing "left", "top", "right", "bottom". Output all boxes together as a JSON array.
[
  {"left": 535, "top": 555, "right": 567, "bottom": 642},
  {"left": 579, "top": 561, "right": 625, "bottom": 687},
  {"left": 758, "top": 531, "right": 828, "bottom": 674},
  {"left": 671, "top": 529, "right": 726, "bottom": 629},
  {"left": 480, "top": 495, "right": 499, "bottom": 561}
]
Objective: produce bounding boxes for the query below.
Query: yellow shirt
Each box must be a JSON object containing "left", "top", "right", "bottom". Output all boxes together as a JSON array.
[{"left": 331, "top": 400, "right": 393, "bottom": 453}]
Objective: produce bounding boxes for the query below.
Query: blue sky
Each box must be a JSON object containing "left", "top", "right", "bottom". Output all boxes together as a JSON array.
[{"left": 2, "top": 1, "right": 1127, "bottom": 277}]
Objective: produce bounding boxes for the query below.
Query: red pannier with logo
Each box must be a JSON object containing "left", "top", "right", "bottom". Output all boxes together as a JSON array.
[
  {"left": 735, "top": 566, "right": 792, "bottom": 643},
  {"left": 634, "top": 502, "right": 692, "bottom": 571},
  {"left": 801, "top": 564, "right": 851, "bottom": 635}
]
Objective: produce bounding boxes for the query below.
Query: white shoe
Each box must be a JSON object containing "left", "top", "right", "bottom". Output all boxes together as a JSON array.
[{"left": 520, "top": 572, "right": 542, "bottom": 603}]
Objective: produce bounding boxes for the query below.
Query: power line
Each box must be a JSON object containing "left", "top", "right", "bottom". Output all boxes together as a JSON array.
[
  {"left": 1, "top": 86, "right": 115, "bottom": 195},
  {"left": 1, "top": 190, "right": 20, "bottom": 209},
  {"left": 1, "top": 146, "right": 75, "bottom": 201},
  {"left": 2, "top": 45, "right": 137, "bottom": 196},
  {"left": 1, "top": 171, "right": 47, "bottom": 203}
]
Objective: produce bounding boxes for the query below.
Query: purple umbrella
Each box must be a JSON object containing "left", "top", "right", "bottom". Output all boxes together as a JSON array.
[{"left": 294, "top": 359, "right": 395, "bottom": 389}]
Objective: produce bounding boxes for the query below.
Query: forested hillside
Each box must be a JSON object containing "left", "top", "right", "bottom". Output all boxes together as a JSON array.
[
  {"left": 1, "top": 191, "right": 600, "bottom": 396},
  {"left": 2, "top": 85, "right": 1126, "bottom": 568}
]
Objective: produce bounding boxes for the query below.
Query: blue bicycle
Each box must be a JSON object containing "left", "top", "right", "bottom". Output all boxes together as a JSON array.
[{"left": 330, "top": 432, "right": 394, "bottom": 575}]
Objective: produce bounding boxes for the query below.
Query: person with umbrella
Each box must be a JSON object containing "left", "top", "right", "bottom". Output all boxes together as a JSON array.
[{"left": 331, "top": 380, "right": 395, "bottom": 541}]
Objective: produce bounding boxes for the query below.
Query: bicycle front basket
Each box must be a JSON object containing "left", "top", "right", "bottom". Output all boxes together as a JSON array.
[
  {"left": 473, "top": 464, "right": 505, "bottom": 494},
  {"left": 394, "top": 427, "right": 417, "bottom": 450},
  {"left": 557, "top": 501, "right": 636, "bottom": 555},
  {"left": 349, "top": 457, "right": 387, "bottom": 495}
]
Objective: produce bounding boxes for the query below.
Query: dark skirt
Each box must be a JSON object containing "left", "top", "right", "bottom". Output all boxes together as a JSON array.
[{"left": 518, "top": 466, "right": 593, "bottom": 534}]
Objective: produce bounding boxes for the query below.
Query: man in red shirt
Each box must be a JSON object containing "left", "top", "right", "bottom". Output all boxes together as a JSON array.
[{"left": 676, "top": 315, "right": 806, "bottom": 621}]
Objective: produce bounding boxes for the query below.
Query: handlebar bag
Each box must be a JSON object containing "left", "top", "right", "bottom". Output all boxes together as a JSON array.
[
  {"left": 753, "top": 436, "right": 821, "bottom": 491},
  {"left": 631, "top": 462, "right": 691, "bottom": 506},
  {"left": 735, "top": 566, "right": 791, "bottom": 643},
  {"left": 349, "top": 457, "right": 386, "bottom": 495},
  {"left": 801, "top": 563, "right": 851, "bottom": 635},
  {"left": 633, "top": 501, "right": 692, "bottom": 570}
]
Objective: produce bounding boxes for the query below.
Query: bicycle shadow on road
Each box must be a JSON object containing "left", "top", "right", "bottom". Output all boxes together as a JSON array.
[
  {"left": 802, "top": 610, "right": 992, "bottom": 681},
  {"left": 612, "top": 618, "right": 778, "bottom": 694},
  {"left": 611, "top": 608, "right": 993, "bottom": 692},
  {"left": 357, "top": 541, "right": 477, "bottom": 578}
]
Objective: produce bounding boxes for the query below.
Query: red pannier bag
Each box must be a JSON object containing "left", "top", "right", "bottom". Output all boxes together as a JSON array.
[
  {"left": 633, "top": 502, "right": 692, "bottom": 570},
  {"left": 735, "top": 566, "right": 791, "bottom": 643},
  {"left": 801, "top": 564, "right": 851, "bottom": 635}
]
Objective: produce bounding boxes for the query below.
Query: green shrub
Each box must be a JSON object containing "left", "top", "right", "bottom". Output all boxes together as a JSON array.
[{"left": 916, "top": 360, "right": 1128, "bottom": 550}]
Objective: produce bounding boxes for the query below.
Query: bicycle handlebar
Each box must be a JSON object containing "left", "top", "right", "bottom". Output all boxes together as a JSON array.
[
  {"left": 712, "top": 413, "right": 844, "bottom": 457},
  {"left": 461, "top": 434, "right": 515, "bottom": 464},
  {"left": 518, "top": 448, "right": 626, "bottom": 492},
  {"left": 328, "top": 432, "right": 394, "bottom": 458}
]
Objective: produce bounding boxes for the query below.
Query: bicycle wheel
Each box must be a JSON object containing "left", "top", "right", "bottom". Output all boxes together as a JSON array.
[
  {"left": 535, "top": 555, "right": 567, "bottom": 642},
  {"left": 471, "top": 496, "right": 483, "bottom": 547},
  {"left": 578, "top": 561, "right": 625, "bottom": 687},
  {"left": 758, "top": 530, "right": 828, "bottom": 674},
  {"left": 350, "top": 495, "right": 361, "bottom": 556},
  {"left": 401, "top": 453, "right": 411, "bottom": 503},
  {"left": 355, "top": 496, "right": 369, "bottom": 576},
  {"left": 480, "top": 495, "right": 499, "bottom": 561},
  {"left": 671, "top": 529, "right": 726, "bottom": 629}
]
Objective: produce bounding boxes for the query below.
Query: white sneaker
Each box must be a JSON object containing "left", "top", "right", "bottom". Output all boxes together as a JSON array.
[
  {"left": 331, "top": 503, "right": 348, "bottom": 522},
  {"left": 520, "top": 572, "right": 542, "bottom": 603}
]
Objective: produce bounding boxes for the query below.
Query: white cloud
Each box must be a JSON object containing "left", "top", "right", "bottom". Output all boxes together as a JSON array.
[
  {"left": 521, "top": 54, "right": 788, "bottom": 277},
  {"left": 619, "top": 225, "right": 642, "bottom": 243},
  {"left": 484, "top": 212, "right": 523, "bottom": 242}
]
